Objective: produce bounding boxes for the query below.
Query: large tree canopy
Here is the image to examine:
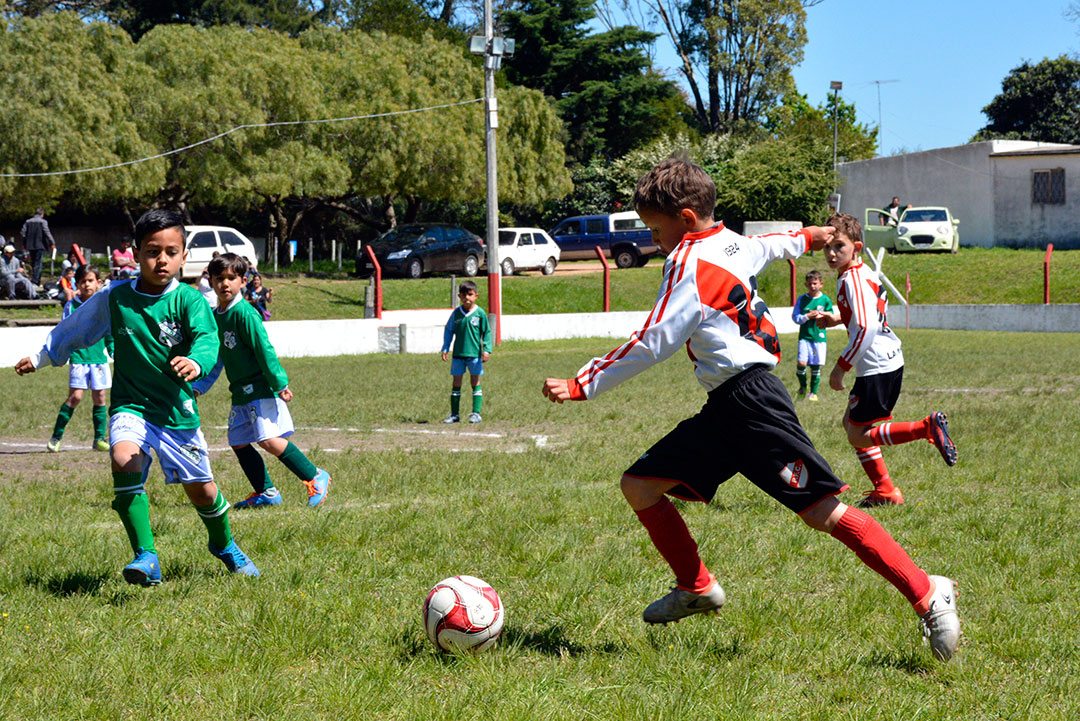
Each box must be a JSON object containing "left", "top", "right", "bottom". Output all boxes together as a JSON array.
[{"left": 972, "top": 55, "right": 1080, "bottom": 145}]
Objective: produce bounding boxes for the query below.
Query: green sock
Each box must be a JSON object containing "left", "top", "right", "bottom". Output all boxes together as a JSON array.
[
  {"left": 810, "top": 365, "right": 822, "bottom": 394},
  {"left": 195, "top": 490, "right": 232, "bottom": 550},
  {"left": 451, "top": 387, "right": 461, "bottom": 416},
  {"left": 278, "top": 441, "right": 318, "bottom": 482},
  {"left": 796, "top": 367, "right": 807, "bottom": 393},
  {"left": 233, "top": 444, "right": 273, "bottom": 493},
  {"left": 111, "top": 471, "right": 155, "bottom": 554},
  {"left": 92, "top": 405, "right": 108, "bottom": 441},
  {"left": 52, "top": 403, "right": 75, "bottom": 440},
  {"left": 472, "top": 385, "right": 483, "bottom": 414}
]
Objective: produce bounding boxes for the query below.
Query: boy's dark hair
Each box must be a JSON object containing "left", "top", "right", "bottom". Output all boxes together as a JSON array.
[
  {"left": 805, "top": 269, "right": 823, "bottom": 283},
  {"left": 133, "top": 209, "right": 186, "bottom": 248},
  {"left": 208, "top": 252, "right": 250, "bottom": 280},
  {"left": 827, "top": 212, "right": 862, "bottom": 245},
  {"left": 74, "top": 265, "right": 100, "bottom": 283},
  {"left": 458, "top": 280, "right": 477, "bottom": 294},
  {"left": 632, "top": 157, "right": 716, "bottom": 220}
]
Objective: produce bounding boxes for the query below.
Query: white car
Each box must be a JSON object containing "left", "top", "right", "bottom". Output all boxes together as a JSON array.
[
  {"left": 182, "top": 225, "right": 259, "bottom": 280},
  {"left": 495, "top": 227, "right": 560, "bottom": 275}
]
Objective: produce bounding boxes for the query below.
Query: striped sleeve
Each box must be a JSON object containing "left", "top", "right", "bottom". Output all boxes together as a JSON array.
[
  {"left": 837, "top": 268, "right": 877, "bottom": 371},
  {"left": 572, "top": 242, "right": 701, "bottom": 399}
]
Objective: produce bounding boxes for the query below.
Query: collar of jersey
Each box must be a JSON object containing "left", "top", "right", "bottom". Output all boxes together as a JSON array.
[
  {"left": 680, "top": 222, "right": 725, "bottom": 244},
  {"left": 457, "top": 305, "right": 478, "bottom": 317},
  {"left": 217, "top": 292, "right": 246, "bottom": 314},
  {"left": 130, "top": 276, "right": 179, "bottom": 297}
]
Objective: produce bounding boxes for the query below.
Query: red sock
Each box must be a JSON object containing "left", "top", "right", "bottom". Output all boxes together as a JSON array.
[
  {"left": 855, "top": 446, "right": 894, "bottom": 493},
  {"left": 634, "top": 497, "right": 713, "bottom": 593},
  {"left": 869, "top": 420, "right": 928, "bottom": 446},
  {"left": 830, "top": 505, "right": 931, "bottom": 607}
]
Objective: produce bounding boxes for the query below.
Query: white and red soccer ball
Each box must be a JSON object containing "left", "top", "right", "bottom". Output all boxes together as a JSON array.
[{"left": 422, "top": 575, "right": 504, "bottom": 653}]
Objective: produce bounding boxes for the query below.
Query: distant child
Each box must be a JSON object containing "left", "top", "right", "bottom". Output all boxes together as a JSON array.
[
  {"left": 791, "top": 270, "right": 833, "bottom": 401},
  {"left": 244, "top": 272, "right": 272, "bottom": 320},
  {"left": 808, "top": 212, "right": 957, "bottom": 508},
  {"left": 441, "top": 280, "right": 492, "bottom": 424},
  {"left": 16, "top": 209, "right": 259, "bottom": 586},
  {"left": 192, "top": 253, "right": 330, "bottom": 509},
  {"left": 47, "top": 265, "right": 113, "bottom": 453},
  {"left": 542, "top": 159, "right": 960, "bottom": 661},
  {"left": 59, "top": 265, "right": 77, "bottom": 303}
]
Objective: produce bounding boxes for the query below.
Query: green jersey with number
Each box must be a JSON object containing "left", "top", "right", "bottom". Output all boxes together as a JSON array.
[
  {"left": 196, "top": 294, "right": 288, "bottom": 406},
  {"left": 795, "top": 293, "right": 833, "bottom": 343},
  {"left": 442, "top": 305, "right": 492, "bottom": 358}
]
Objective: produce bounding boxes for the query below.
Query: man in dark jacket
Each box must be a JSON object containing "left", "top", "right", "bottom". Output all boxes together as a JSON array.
[{"left": 20, "top": 208, "right": 55, "bottom": 285}]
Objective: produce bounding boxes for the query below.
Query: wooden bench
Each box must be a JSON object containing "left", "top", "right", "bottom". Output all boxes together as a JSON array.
[
  {"left": 0, "top": 299, "right": 61, "bottom": 308},
  {"left": 2, "top": 318, "right": 58, "bottom": 328}
]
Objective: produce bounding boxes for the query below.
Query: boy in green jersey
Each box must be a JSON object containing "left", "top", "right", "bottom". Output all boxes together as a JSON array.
[
  {"left": 16, "top": 210, "right": 258, "bottom": 586},
  {"left": 47, "top": 265, "right": 113, "bottom": 452},
  {"left": 440, "top": 281, "right": 492, "bottom": 424},
  {"left": 790, "top": 270, "right": 834, "bottom": 401},
  {"left": 192, "top": 253, "right": 330, "bottom": 509}
]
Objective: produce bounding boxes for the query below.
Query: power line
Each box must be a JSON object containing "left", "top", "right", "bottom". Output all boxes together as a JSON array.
[{"left": 0, "top": 98, "right": 484, "bottom": 179}]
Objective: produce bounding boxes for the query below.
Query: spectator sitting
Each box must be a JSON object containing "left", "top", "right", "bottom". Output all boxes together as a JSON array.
[
  {"left": 59, "top": 265, "right": 77, "bottom": 302},
  {"left": 1, "top": 242, "right": 38, "bottom": 300},
  {"left": 61, "top": 248, "right": 82, "bottom": 275},
  {"left": 111, "top": 238, "right": 137, "bottom": 278},
  {"left": 197, "top": 251, "right": 221, "bottom": 309},
  {"left": 245, "top": 272, "right": 272, "bottom": 320}
]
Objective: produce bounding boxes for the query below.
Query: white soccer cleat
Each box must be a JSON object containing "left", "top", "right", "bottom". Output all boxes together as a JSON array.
[
  {"left": 920, "top": 575, "right": 961, "bottom": 661},
  {"left": 643, "top": 580, "right": 726, "bottom": 625}
]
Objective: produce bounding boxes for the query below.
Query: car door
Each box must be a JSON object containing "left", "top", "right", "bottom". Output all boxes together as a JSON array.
[
  {"left": 551, "top": 218, "right": 584, "bottom": 258},
  {"left": 532, "top": 231, "right": 558, "bottom": 263},
  {"left": 583, "top": 217, "right": 608, "bottom": 255},
  {"left": 186, "top": 230, "right": 219, "bottom": 278},
  {"left": 420, "top": 226, "right": 448, "bottom": 270},
  {"left": 862, "top": 209, "right": 895, "bottom": 252}
]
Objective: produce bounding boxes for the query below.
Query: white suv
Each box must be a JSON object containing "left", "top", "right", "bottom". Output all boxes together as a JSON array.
[
  {"left": 496, "top": 227, "right": 560, "bottom": 275},
  {"left": 183, "top": 225, "right": 259, "bottom": 280}
]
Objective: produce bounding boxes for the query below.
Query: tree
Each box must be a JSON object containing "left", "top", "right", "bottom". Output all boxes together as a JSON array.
[
  {"left": 972, "top": 55, "right": 1080, "bottom": 145},
  {"left": 502, "top": 0, "right": 691, "bottom": 163},
  {"left": 765, "top": 88, "right": 877, "bottom": 162},
  {"left": 624, "top": 0, "right": 820, "bottom": 133}
]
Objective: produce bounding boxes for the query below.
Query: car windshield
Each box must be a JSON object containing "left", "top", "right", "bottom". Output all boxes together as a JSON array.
[
  {"left": 498, "top": 231, "right": 516, "bottom": 246},
  {"left": 377, "top": 227, "right": 428, "bottom": 248},
  {"left": 902, "top": 209, "right": 947, "bottom": 223}
]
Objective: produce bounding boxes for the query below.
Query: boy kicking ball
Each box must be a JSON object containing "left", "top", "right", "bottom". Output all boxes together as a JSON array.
[
  {"left": 192, "top": 253, "right": 330, "bottom": 509},
  {"left": 16, "top": 210, "right": 258, "bottom": 585},
  {"left": 542, "top": 158, "right": 960, "bottom": 661}
]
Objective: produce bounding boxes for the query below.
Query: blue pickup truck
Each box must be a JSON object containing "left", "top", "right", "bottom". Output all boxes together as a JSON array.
[{"left": 549, "top": 211, "right": 659, "bottom": 267}]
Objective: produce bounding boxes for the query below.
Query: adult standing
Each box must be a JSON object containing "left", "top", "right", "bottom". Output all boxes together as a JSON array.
[
  {"left": 20, "top": 208, "right": 55, "bottom": 286},
  {"left": 882, "top": 197, "right": 910, "bottom": 227}
]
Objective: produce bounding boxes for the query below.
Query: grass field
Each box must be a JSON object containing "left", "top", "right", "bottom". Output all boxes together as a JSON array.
[
  {"left": 4, "top": 247, "right": 1078, "bottom": 324},
  {"left": 1, "top": 329, "right": 1079, "bottom": 719}
]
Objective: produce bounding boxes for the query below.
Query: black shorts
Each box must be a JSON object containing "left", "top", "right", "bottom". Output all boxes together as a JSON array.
[
  {"left": 847, "top": 367, "right": 903, "bottom": 426},
  {"left": 624, "top": 365, "right": 849, "bottom": 514}
]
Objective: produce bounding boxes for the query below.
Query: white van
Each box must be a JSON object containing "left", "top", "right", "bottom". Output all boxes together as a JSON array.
[{"left": 183, "top": 226, "right": 259, "bottom": 280}]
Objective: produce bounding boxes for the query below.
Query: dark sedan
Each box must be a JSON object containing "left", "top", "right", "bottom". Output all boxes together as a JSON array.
[{"left": 357, "top": 224, "right": 485, "bottom": 279}]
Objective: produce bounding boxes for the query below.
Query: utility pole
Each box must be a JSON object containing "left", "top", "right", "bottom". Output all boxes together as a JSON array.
[{"left": 830, "top": 81, "right": 843, "bottom": 171}]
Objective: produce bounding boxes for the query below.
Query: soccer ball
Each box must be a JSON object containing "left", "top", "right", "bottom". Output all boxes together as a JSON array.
[{"left": 422, "top": 575, "right": 504, "bottom": 653}]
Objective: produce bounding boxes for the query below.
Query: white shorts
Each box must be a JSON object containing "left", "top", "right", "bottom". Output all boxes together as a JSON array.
[
  {"left": 797, "top": 340, "right": 827, "bottom": 366},
  {"left": 109, "top": 412, "right": 213, "bottom": 485},
  {"left": 69, "top": 363, "right": 112, "bottom": 390},
  {"left": 227, "top": 397, "right": 295, "bottom": 446}
]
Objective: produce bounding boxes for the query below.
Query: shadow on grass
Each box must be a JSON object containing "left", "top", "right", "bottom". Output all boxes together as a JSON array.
[
  {"left": 859, "top": 649, "right": 936, "bottom": 675},
  {"left": 26, "top": 569, "right": 111, "bottom": 597}
]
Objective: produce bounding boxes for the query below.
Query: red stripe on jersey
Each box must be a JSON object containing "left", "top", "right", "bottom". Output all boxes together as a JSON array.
[{"left": 841, "top": 265, "right": 867, "bottom": 366}]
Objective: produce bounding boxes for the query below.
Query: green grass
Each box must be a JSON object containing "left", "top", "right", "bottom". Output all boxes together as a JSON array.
[
  {"left": 4, "top": 248, "right": 1078, "bottom": 324},
  {"left": 1, "top": 330, "right": 1079, "bottom": 719}
]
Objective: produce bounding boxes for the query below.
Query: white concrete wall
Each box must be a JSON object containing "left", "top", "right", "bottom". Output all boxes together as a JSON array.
[
  {"left": 991, "top": 153, "right": 1080, "bottom": 249},
  {"left": 837, "top": 140, "right": 1071, "bottom": 248}
]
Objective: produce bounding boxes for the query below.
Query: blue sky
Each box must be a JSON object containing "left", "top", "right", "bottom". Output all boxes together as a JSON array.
[{"left": 622, "top": 0, "right": 1079, "bottom": 156}]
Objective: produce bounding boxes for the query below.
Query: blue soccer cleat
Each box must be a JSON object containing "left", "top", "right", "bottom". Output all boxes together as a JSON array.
[
  {"left": 302, "top": 468, "right": 331, "bottom": 508},
  {"left": 122, "top": 549, "right": 162, "bottom": 587},
  {"left": 208, "top": 541, "right": 260, "bottom": 577},
  {"left": 232, "top": 488, "right": 283, "bottom": 509}
]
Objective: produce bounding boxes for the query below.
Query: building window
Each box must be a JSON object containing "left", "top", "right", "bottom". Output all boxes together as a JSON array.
[{"left": 1032, "top": 168, "right": 1065, "bottom": 204}]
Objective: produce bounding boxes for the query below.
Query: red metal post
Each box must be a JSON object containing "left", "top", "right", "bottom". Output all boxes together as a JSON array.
[
  {"left": 487, "top": 266, "right": 502, "bottom": 345},
  {"left": 1044, "top": 243, "right": 1054, "bottom": 304},
  {"left": 364, "top": 245, "right": 382, "bottom": 319},
  {"left": 595, "top": 245, "right": 610, "bottom": 312},
  {"left": 788, "top": 258, "right": 797, "bottom": 305}
]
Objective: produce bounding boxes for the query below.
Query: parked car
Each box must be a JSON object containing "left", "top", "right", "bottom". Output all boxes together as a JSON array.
[
  {"left": 495, "top": 227, "right": 560, "bottom": 275},
  {"left": 863, "top": 207, "right": 959, "bottom": 253},
  {"left": 357, "top": 224, "right": 485, "bottom": 279},
  {"left": 183, "top": 225, "right": 259, "bottom": 280},
  {"left": 549, "top": 211, "right": 658, "bottom": 267}
]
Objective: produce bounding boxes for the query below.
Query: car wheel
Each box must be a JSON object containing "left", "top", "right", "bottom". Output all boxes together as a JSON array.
[
  {"left": 614, "top": 248, "right": 638, "bottom": 269},
  {"left": 541, "top": 257, "right": 556, "bottom": 275},
  {"left": 406, "top": 257, "right": 423, "bottom": 279},
  {"left": 501, "top": 258, "right": 515, "bottom": 276},
  {"left": 951, "top": 235, "right": 959, "bottom": 254},
  {"left": 463, "top": 254, "right": 479, "bottom": 277},
  {"left": 635, "top": 254, "right": 650, "bottom": 267}
]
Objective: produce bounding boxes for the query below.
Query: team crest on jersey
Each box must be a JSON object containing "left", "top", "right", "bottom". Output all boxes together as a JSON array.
[
  {"left": 224, "top": 330, "right": 237, "bottom": 349},
  {"left": 242, "top": 383, "right": 254, "bottom": 395},
  {"left": 181, "top": 399, "right": 195, "bottom": 417},
  {"left": 779, "top": 459, "right": 807, "bottom": 489},
  {"left": 158, "top": 320, "right": 183, "bottom": 347},
  {"left": 470, "top": 316, "right": 479, "bottom": 327}
]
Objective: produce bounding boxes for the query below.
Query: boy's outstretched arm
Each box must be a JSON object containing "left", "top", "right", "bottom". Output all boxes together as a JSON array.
[
  {"left": 542, "top": 378, "right": 584, "bottom": 403},
  {"left": 805, "top": 225, "right": 835, "bottom": 251}
]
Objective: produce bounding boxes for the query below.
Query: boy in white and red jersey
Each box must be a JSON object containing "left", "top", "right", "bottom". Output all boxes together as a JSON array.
[
  {"left": 542, "top": 159, "right": 960, "bottom": 661},
  {"left": 809, "top": 213, "right": 957, "bottom": 508}
]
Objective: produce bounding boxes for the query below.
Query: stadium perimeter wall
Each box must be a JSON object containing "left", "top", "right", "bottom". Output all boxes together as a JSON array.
[{"left": 1, "top": 305, "right": 1076, "bottom": 366}]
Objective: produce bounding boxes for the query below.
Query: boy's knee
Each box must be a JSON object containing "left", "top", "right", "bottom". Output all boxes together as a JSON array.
[
  {"left": 799, "top": 495, "right": 846, "bottom": 532},
  {"left": 620, "top": 474, "right": 668, "bottom": 511}
]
